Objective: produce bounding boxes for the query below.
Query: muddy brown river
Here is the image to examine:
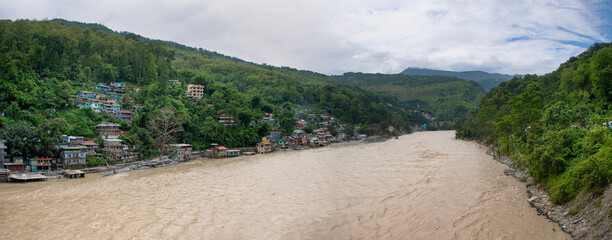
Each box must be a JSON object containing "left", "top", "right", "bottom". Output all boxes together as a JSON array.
[{"left": 0, "top": 131, "right": 570, "bottom": 239}]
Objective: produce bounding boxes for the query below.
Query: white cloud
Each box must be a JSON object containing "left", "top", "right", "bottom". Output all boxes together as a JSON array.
[{"left": 0, "top": 0, "right": 608, "bottom": 75}]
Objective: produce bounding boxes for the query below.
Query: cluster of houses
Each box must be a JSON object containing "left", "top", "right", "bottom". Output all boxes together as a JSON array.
[
  {"left": 0, "top": 121, "right": 140, "bottom": 172},
  {"left": 254, "top": 112, "right": 351, "bottom": 154},
  {"left": 73, "top": 82, "right": 140, "bottom": 124},
  {"left": 1, "top": 78, "right": 369, "bottom": 174},
  {"left": 73, "top": 82, "right": 207, "bottom": 125}
]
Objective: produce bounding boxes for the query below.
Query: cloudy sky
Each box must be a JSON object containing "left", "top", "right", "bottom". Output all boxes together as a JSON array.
[{"left": 2, "top": 0, "right": 611, "bottom": 75}]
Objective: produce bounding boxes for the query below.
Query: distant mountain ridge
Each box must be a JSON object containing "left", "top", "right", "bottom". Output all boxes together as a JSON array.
[
  {"left": 400, "top": 67, "right": 520, "bottom": 91},
  {"left": 331, "top": 72, "right": 486, "bottom": 122}
]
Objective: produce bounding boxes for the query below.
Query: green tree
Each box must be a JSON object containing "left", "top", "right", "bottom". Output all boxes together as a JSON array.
[
  {"left": 36, "top": 118, "right": 69, "bottom": 157},
  {"left": 0, "top": 122, "right": 38, "bottom": 159},
  {"left": 98, "top": 63, "right": 119, "bottom": 82},
  {"left": 277, "top": 110, "right": 296, "bottom": 136}
]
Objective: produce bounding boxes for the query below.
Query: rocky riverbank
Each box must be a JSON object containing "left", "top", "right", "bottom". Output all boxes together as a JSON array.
[
  {"left": 487, "top": 149, "right": 612, "bottom": 240},
  {"left": 99, "top": 157, "right": 182, "bottom": 176}
]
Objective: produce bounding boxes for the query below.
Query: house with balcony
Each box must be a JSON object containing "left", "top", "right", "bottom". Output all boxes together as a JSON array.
[
  {"left": 96, "top": 122, "right": 121, "bottom": 136},
  {"left": 113, "top": 111, "right": 134, "bottom": 124},
  {"left": 59, "top": 146, "right": 88, "bottom": 167},
  {"left": 186, "top": 84, "right": 205, "bottom": 100},
  {"left": 29, "top": 158, "right": 52, "bottom": 172}
]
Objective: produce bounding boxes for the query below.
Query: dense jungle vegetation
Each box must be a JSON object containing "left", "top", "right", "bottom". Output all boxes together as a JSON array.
[{"left": 457, "top": 43, "right": 612, "bottom": 203}]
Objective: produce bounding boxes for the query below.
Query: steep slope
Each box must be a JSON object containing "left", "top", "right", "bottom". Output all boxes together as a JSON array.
[
  {"left": 458, "top": 43, "right": 611, "bottom": 205},
  {"left": 332, "top": 72, "right": 486, "bottom": 122},
  {"left": 401, "top": 67, "right": 519, "bottom": 91},
  {"left": 0, "top": 19, "right": 413, "bottom": 160}
]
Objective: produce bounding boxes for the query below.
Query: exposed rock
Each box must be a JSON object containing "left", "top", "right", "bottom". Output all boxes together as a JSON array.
[
  {"left": 492, "top": 148, "right": 612, "bottom": 240},
  {"left": 100, "top": 158, "right": 181, "bottom": 176},
  {"left": 362, "top": 135, "right": 387, "bottom": 143}
]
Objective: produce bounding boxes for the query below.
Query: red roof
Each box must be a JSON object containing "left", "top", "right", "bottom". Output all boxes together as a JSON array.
[{"left": 217, "top": 146, "right": 228, "bottom": 150}]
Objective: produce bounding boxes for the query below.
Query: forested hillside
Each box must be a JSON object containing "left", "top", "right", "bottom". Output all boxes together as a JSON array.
[
  {"left": 457, "top": 43, "right": 612, "bottom": 203},
  {"left": 401, "top": 67, "right": 518, "bottom": 91},
  {"left": 332, "top": 72, "right": 486, "bottom": 122},
  {"left": 0, "top": 19, "right": 413, "bottom": 160}
]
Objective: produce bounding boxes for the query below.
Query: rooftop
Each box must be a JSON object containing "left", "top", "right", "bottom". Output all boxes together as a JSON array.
[
  {"left": 96, "top": 122, "right": 121, "bottom": 127},
  {"left": 81, "top": 141, "right": 99, "bottom": 146},
  {"left": 60, "top": 146, "right": 87, "bottom": 150},
  {"left": 170, "top": 144, "right": 192, "bottom": 147}
]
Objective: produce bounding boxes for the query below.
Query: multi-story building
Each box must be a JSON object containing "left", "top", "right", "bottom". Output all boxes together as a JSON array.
[
  {"left": 30, "top": 158, "right": 52, "bottom": 171},
  {"left": 81, "top": 141, "right": 99, "bottom": 157},
  {"left": 186, "top": 84, "right": 205, "bottom": 100},
  {"left": 59, "top": 146, "right": 88, "bottom": 167},
  {"left": 96, "top": 122, "right": 121, "bottom": 136},
  {"left": 166, "top": 144, "right": 193, "bottom": 161},
  {"left": 218, "top": 114, "right": 237, "bottom": 127},
  {"left": 113, "top": 111, "right": 134, "bottom": 124},
  {"left": 256, "top": 142, "right": 273, "bottom": 154},
  {"left": 102, "top": 138, "right": 124, "bottom": 154}
]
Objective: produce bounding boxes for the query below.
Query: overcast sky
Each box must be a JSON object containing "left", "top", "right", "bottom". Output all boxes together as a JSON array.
[{"left": 2, "top": 0, "right": 611, "bottom": 75}]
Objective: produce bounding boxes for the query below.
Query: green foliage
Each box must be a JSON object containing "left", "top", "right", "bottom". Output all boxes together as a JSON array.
[
  {"left": 400, "top": 67, "right": 517, "bottom": 91},
  {"left": 0, "top": 19, "right": 415, "bottom": 161},
  {"left": 459, "top": 43, "right": 612, "bottom": 204},
  {"left": 332, "top": 72, "right": 486, "bottom": 122},
  {"left": 358, "top": 124, "right": 372, "bottom": 135},
  {"left": 0, "top": 122, "right": 38, "bottom": 159},
  {"left": 86, "top": 156, "right": 106, "bottom": 167}
]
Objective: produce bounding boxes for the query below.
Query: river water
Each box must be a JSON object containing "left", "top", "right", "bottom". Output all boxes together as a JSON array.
[{"left": 0, "top": 131, "right": 569, "bottom": 239}]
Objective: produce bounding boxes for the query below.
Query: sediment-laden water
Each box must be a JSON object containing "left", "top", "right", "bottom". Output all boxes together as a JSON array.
[{"left": 0, "top": 131, "right": 570, "bottom": 239}]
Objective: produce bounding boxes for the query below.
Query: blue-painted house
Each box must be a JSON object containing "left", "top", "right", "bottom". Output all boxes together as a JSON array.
[
  {"left": 75, "top": 100, "right": 91, "bottom": 108},
  {"left": 113, "top": 111, "right": 134, "bottom": 124},
  {"left": 107, "top": 92, "right": 120, "bottom": 101},
  {"left": 97, "top": 83, "right": 113, "bottom": 94},
  {"left": 77, "top": 91, "right": 97, "bottom": 99}
]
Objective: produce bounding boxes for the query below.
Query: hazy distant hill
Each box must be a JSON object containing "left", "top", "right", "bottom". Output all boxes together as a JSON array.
[
  {"left": 331, "top": 73, "right": 486, "bottom": 121},
  {"left": 400, "top": 67, "right": 519, "bottom": 91}
]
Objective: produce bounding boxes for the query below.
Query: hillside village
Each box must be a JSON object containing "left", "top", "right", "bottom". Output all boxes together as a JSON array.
[{"left": 0, "top": 79, "right": 382, "bottom": 180}]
